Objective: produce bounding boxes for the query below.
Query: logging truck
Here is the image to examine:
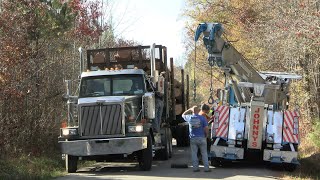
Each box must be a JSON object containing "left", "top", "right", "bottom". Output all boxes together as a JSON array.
[{"left": 58, "top": 44, "right": 189, "bottom": 173}]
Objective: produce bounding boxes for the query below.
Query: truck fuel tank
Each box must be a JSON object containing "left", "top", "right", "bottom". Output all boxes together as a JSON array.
[{"left": 143, "top": 92, "right": 155, "bottom": 119}]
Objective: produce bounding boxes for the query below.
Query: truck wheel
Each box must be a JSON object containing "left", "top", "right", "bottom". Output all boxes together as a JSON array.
[
  {"left": 159, "top": 131, "right": 170, "bottom": 160},
  {"left": 66, "top": 154, "right": 78, "bottom": 173},
  {"left": 210, "top": 157, "right": 222, "bottom": 167},
  {"left": 138, "top": 135, "right": 153, "bottom": 171},
  {"left": 284, "top": 163, "right": 297, "bottom": 172},
  {"left": 168, "top": 129, "right": 173, "bottom": 158},
  {"left": 176, "top": 125, "right": 189, "bottom": 147}
]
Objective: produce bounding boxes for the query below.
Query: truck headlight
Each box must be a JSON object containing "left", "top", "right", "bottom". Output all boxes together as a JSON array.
[
  {"left": 61, "top": 128, "right": 78, "bottom": 136},
  {"left": 267, "top": 135, "right": 274, "bottom": 143},
  {"left": 128, "top": 125, "right": 143, "bottom": 133},
  {"left": 236, "top": 133, "right": 243, "bottom": 140}
]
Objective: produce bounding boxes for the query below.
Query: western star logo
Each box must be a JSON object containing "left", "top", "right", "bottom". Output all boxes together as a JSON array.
[{"left": 248, "top": 105, "right": 264, "bottom": 149}]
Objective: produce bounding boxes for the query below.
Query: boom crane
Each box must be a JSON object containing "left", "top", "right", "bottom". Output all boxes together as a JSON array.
[
  {"left": 195, "top": 22, "right": 301, "bottom": 171},
  {"left": 195, "top": 23, "right": 301, "bottom": 106}
]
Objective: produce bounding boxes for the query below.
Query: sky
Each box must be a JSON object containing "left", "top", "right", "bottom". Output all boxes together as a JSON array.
[{"left": 106, "top": 0, "right": 187, "bottom": 67}]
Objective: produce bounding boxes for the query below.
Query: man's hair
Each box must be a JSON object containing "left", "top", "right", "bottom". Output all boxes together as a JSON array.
[{"left": 201, "top": 103, "right": 210, "bottom": 111}]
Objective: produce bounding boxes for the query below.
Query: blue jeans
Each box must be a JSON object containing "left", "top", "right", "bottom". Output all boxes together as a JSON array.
[
  {"left": 153, "top": 99, "right": 163, "bottom": 132},
  {"left": 190, "top": 137, "right": 209, "bottom": 170}
]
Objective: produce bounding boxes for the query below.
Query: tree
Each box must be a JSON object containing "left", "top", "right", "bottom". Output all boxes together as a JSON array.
[
  {"left": 182, "top": 0, "right": 319, "bottom": 121},
  {"left": 0, "top": 0, "right": 106, "bottom": 156}
]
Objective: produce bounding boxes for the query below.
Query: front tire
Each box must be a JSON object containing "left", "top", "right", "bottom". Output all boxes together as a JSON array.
[
  {"left": 65, "top": 154, "right": 78, "bottom": 173},
  {"left": 138, "top": 135, "right": 153, "bottom": 171}
]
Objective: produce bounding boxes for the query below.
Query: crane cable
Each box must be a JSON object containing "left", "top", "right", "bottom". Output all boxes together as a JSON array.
[
  {"left": 193, "top": 40, "right": 197, "bottom": 101},
  {"left": 208, "top": 63, "right": 214, "bottom": 104}
]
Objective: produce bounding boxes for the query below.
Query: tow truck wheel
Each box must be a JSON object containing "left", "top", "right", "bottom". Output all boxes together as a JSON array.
[
  {"left": 138, "top": 135, "right": 153, "bottom": 171},
  {"left": 210, "top": 157, "right": 222, "bottom": 167},
  {"left": 66, "top": 154, "right": 78, "bottom": 173},
  {"left": 284, "top": 163, "right": 297, "bottom": 172}
]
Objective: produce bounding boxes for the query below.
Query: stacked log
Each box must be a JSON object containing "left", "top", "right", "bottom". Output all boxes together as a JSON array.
[{"left": 174, "top": 79, "right": 184, "bottom": 115}]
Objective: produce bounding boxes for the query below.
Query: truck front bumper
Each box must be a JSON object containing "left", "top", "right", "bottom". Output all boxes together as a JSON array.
[
  {"left": 210, "top": 145, "right": 244, "bottom": 160},
  {"left": 59, "top": 137, "right": 147, "bottom": 156},
  {"left": 263, "top": 149, "right": 299, "bottom": 164}
]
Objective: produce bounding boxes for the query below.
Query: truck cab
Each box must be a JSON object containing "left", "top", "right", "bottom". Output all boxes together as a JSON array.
[{"left": 59, "top": 45, "right": 174, "bottom": 173}]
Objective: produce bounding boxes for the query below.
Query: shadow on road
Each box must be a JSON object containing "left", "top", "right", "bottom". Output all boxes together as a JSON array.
[
  {"left": 68, "top": 146, "right": 282, "bottom": 180},
  {"left": 288, "top": 152, "right": 320, "bottom": 180}
]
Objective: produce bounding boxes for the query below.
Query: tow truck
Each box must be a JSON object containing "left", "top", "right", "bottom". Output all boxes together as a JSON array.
[{"left": 195, "top": 23, "right": 301, "bottom": 171}]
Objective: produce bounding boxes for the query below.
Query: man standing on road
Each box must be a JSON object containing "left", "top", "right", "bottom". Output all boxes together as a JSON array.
[
  {"left": 198, "top": 103, "right": 212, "bottom": 154},
  {"left": 182, "top": 106, "right": 210, "bottom": 172}
]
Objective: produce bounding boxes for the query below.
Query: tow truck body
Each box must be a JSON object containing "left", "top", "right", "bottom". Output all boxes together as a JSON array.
[{"left": 195, "top": 23, "right": 301, "bottom": 171}]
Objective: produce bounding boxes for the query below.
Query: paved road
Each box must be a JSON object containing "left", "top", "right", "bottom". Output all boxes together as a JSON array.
[{"left": 57, "top": 144, "right": 282, "bottom": 180}]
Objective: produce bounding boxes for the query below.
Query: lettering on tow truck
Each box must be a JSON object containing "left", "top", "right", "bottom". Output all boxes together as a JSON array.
[{"left": 251, "top": 108, "right": 260, "bottom": 147}]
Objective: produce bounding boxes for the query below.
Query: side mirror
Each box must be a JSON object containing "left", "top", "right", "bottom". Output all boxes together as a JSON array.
[
  {"left": 62, "top": 94, "right": 78, "bottom": 102},
  {"left": 62, "top": 94, "right": 69, "bottom": 102}
]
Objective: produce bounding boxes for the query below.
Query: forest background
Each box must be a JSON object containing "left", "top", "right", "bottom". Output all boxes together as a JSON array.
[{"left": 0, "top": 0, "right": 319, "bottom": 179}]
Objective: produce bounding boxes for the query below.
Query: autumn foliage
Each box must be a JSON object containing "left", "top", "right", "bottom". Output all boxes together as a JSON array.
[
  {"left": 183, "top": 0, "right": 319, "bottom": 122},
  {"left": 0, "top": 0, "right": 105, "bottom": 157}
]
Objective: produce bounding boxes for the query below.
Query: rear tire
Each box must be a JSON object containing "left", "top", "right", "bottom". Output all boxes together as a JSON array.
[
  {"left": 159, "top": 130, "right": 170, "bottom": 160},
  {"left": 138, "top": 135, "right": 153, "bottom": 171},
  {"left": 168, "top": 129, "right": 173, "bottom": 158},
  {"left": 210, "top": 157, "right": 222, "bottom": 167},
  {"left": 66, "top": 154, "right": 78, "bottom": 173},
  {"left": 176, "top": 125, "right": 189, "bottom": 147}
]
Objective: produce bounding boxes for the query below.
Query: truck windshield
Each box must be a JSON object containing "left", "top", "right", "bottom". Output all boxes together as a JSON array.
[{"left": 79, "top": 75, "right": 145, "bottom": 97}]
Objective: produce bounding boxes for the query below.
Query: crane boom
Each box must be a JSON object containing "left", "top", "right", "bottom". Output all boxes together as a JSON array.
[
  {"left": 195, "top": 23, "right": 301, "bottom": 105},
  {"left": 195, "top": 23, "right": 264, "bottom": 83}
]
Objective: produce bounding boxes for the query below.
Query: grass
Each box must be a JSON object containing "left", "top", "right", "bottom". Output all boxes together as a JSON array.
[
  {"left": 284, "top": 123, "right": 320, "bottom": 180},
  {"left": 0, "top": 154, "right": 98, "bottom": 180},
  {"left": 0, "top": 154, "right": 66, "bottom": 180}
]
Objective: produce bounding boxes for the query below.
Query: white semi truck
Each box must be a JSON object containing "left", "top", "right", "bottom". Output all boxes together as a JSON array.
[{"left": 58, "top": 44, "right": 182, "bottom": 172}]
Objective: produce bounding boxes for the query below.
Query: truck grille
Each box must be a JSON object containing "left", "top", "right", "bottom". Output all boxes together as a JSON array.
[{"left": 79, "top": 104, "right": 123, "bottom": 137}]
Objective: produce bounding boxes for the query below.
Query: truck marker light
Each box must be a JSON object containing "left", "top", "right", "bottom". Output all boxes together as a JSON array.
[
  {"left": 141, "top": 119, "right": 147, "bottom": 124},
  {"left": 128, "top": 116, "right": 134, "bottom": 121},
  {"left": 61, "top": 121, "right": 67, "bottom": 128}
]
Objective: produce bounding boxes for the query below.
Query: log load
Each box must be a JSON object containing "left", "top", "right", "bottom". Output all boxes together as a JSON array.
[
  {"left": 173, "top": 79, "right": 185, "bottom": 115},
  {"left": 175, "top": 104, "right": 183, "bottom": 115}
]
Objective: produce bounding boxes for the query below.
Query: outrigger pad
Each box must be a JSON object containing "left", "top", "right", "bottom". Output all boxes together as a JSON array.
[{"left": 171, "top": 163, "right": 188, "bottom": 168}]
